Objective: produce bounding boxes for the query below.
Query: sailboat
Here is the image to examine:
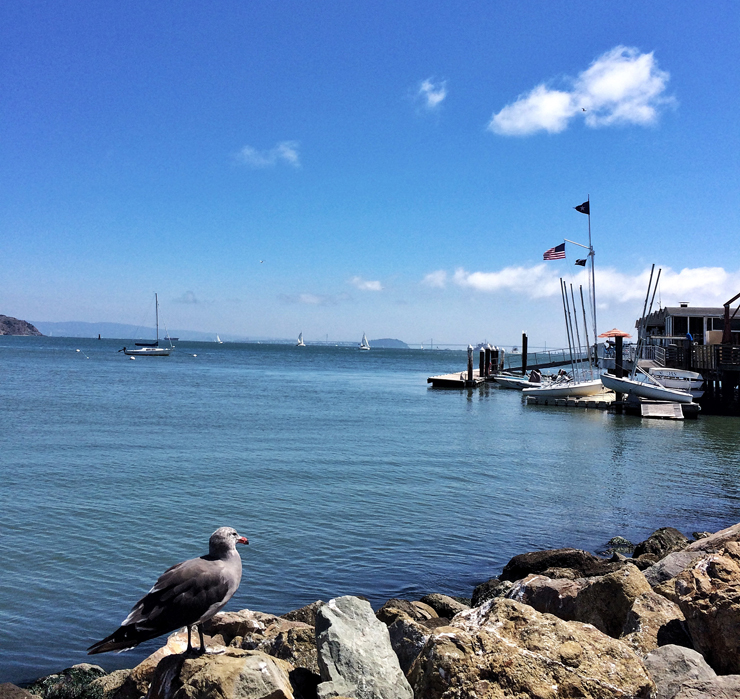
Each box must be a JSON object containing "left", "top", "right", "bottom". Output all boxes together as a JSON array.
[
  {"left": 216, "top": 335, "right": 223, "bottom": 344},
  {"left": 359, "top": 333, "right": 370, "bottom": 350},
  {"left": 121, "top": 294, "right": 173, "bottom": 357},
  {"left": 296, "top": 332, "right": 306, "bottom": 347}
]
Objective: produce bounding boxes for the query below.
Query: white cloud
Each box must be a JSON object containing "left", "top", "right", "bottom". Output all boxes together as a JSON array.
[
  {"left": 489, "top": 46, "right": 672, "bottom": 136},
  {"left": 427, "top": 264, "right": 738, "bottom": 307},
  {"left": 237, "top": 141, "right": 301, "bottom": 168},
  {"left": 418, "top": 78, "right": 447, "bottom": 109},
  {"left": 279, "top": 292, "right": 351, "bottom": 306},
  {"left": 351, "top": 276, "right": 383, "bottom": 291},
  {"left": 174, "top": 290, "right": 199, "bottom": 304},
  {"left": 422, "top": 270, "right": 448, "bottom": 288}
]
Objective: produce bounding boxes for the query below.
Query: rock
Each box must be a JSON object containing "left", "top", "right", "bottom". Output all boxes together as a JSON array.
[
  {"left": 572, "top": 563, "right": 653, "bottom": 637},
  {"left": 408, "top": 598, "right": 654, "bottom": 698},
  {"left": 0, "top": 685, "right": 35, "bottom": 699},
  {"left": 204, "top": 610, "right": 282, "bottom": 647},
  {"left": 500, "top": 547, "right": 623, "bottom": 581},
  {"left": 0, "top": 315, "right": 42, "bottom": 336},
  {"left": 644, "top": 645, "right": 716, "bottom": 699},
  {"left": 621, "top": 591, "right": 691, "bottom": 655},
  {"left": 643, "top": 551, "right": 706, "bottom": 587},
  {"left": 257, "top": 623, "right": 320, "bottom": 675},
  {"left": 633, "top": 527, "right": 690, "bottom": 560},
  {"left": 610, "top": 536, "right": 636, "bottom": 553},
  {"left": 667, "top": 542, "right": 740, "bottom": 674},
  {"left": 674, "top": 675, "right": 740, "bottom": 698},
  {"left": 281, "top": 601, "right": 325, "bottom": 626},
  {"left": 89, "top": 670, "right": 131, "bottom": 698},
  {"left": 146, "top": 649, "right": 297, "bottom": 699},
  {"left": 387, "top": 617, "right": 437, "bottom": 675},
  {"left": 691, "top": 532, "right": 711, "bottom": 541},
  {"left": 419, "top": 594, "right": 469, "bottom": 618},
  {"left": 686, "top": 522, "right": 740, "bottom": 553},
  {"left": 507, "top": 573, "right": 588, "bottom": 620},
  {"left": 470, "top": 577, "right": 512, "bottom": 607},
  {"left": 25, "top": 665, "right": 107, "bottom": 699},
  {"left": 375, "top": 599, "right": 437, "bottom": 626},
  {"left": 316, "top": 596, "right": 413, "bottom": 699}
]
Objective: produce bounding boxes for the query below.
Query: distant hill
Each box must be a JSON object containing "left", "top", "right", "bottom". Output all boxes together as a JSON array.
[
  {"left": 369, "top": 338, "right": 409, "bottom": 349},
  {"left": 0, "top": 315, "right": 43, "bottom": 336}
]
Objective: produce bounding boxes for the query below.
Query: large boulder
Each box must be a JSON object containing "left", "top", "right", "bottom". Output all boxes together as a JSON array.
[
  {"left": 315, "top": 596, "right": 413, "bottom": 699},
  {"left": 644, "top": 645, "right": 716, "bottom": 699},
  {"left": 686, "top": 522, "right": 740, "bottom": 553},
  {"left": 633, "top": 528, "right": 690, "bottom": 561},
  {"left": 203, "top": 610, "right": 282, "bottom": 647},
  {"left": 620, "top": 591, "right": 691, "bottom": 655},
  {"left": 500, "top": 547, "right": 622, "bottom": 582},
  {"left": 0, "top": 686, "right": 34, "bottom": 699},
  {"left": 146, "top": 649, "right": 298, "bottom": 699},
  {"left": 664, "top": 542, "right": 740, "bottom": 674},
  {"left": 281, "top": 601, "right": 325, "bottom": 626},
  {"left": 387, "top": 616, "right": 441, "bottom": 675},
  {"left": 419, "top": 593, "right": 469, "bottom": 619},
  {"left": 643, "top": 551, "right": 706, "bottom": 587},
  {"left": 674, "top": 676, "right": 740, "bottom": 698},
  {"left": 375, "top": 599, "right": 437, "bottom": 626},
  {"left": 408, "top": 598, "right": 653, "bottom": 698},
  {"left": 25, "top": 665, "right": 107, "bottom": 699},
  {"left": 507, "top": 564, "right": 652, "bottom": 638}
]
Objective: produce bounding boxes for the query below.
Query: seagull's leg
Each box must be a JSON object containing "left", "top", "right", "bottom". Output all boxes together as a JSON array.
[
  {"left": 197, "top": 624, "right": 207, "bottom": 654},
  {"left": 186, "top": 625, "right": 193, "bottom": 654}
]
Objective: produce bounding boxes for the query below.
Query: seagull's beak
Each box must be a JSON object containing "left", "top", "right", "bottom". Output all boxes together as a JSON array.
[{"left": 237, "top": 536, "right": 249, "bottom": 545}]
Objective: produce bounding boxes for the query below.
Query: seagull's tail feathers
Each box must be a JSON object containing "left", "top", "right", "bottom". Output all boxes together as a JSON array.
[{"left": 87, "top": 625, "right": 147, "bottom": 654}]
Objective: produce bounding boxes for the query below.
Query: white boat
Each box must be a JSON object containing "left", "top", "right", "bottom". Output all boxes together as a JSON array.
[
  {"left": 523, "top": 378, "right": 606, "bottom": 399},
  {"left": 648, "top": 368, "right": 704, "bottom": 398},
  {"left": 359, "top": 333, "right": 370, "bottom": 350},
  {"left": 121, "top": 294, "right": 172, "bottom": 357},
  {"left": 600, "top": 373, "right": 694, "bottom": 403},
  {"left": 296, "top": 332, "right": 306, "bottom": 347},
  {"left": 494, "top": 372, "right": 547, "bottom": 390},
  {"left": 216, "top": 335, "right": 223, "bottom": 344}
]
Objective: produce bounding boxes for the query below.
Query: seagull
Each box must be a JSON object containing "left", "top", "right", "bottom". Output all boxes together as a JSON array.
[
  {"left": 260, "top": 260, "right": 265, "bottom": 264},
  {"left": 582, "top": 108, "right": 587, "bottom": 112},
  {"left": 88, "top": 527, "right": 249, "bottom": 655}
]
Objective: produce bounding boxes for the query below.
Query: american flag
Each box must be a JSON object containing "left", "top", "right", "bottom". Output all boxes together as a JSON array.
[{"left": 543, "top": 243, "right": 566, "bottom": 260}]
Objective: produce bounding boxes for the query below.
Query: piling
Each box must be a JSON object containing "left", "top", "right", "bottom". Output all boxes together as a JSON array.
[
  {"left": 521, "top": 333, "right": 528, "bottom": 375},
  {"left": 479, "top": 348, "right": 485, "bottom": 378},
  {"left": 484, "top": 346, "right": 491, "bottom": 377},
  {"left": 613, "top": 335, "right": 624, "bottom": 409},
  {"left": 467, "top": 345, "right": 474, "bottom": 381}
]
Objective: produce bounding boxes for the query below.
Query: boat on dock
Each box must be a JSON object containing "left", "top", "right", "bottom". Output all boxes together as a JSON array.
[
  {"left": 600, "top": 372, "right": 694, "bottom": 403},
  {"left": 494, "top": 371, "right": 546, "bottom": 390},
  {"left": 648, "top": 368, "right": 704, "bottom": 398},
  {"left": 523, "top": 377, "right": 606, "bottom": 399}
]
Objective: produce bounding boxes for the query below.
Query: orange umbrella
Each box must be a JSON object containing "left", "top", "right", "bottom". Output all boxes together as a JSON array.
[{"left": 598, "top": 328, "right": 632, "bottom": 338}]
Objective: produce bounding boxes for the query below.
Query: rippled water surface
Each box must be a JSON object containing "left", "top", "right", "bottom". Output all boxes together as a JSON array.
[{"left": 1, "top": 336, "right": 739, "bottom": 683}]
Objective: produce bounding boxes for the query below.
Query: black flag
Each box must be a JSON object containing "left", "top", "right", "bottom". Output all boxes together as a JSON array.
[
  {"left": 575, "top": 201, "right": 590, "bottom": 215},
  {"left": 575, "top": 258, "right": 587, "bottom": 266}
]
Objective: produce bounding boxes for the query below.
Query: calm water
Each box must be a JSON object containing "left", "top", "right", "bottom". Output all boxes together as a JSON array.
[{"left": 1, "top": 336, "right": 739, "bottom": 683}]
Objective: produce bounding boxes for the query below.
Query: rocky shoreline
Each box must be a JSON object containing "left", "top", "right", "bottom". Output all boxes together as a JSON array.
[{"left": 5, "top": 522, "right": 740, "bottom": 699}]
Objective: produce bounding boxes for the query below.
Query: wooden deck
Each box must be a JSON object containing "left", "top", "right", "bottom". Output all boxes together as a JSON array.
[{"left": 427, "top": 370, "right": 486, "bottom": 388}]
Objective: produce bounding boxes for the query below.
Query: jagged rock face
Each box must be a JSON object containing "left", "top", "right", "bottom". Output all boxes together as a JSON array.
[
  {"left": 281, "top": 600, "right": 325, "bottom": 626},
  {"left": 643, "top": 551, "right": 706, "bottom": 587},
  {"left": 0, "top": 316, "right": 42, "bottom": 336},
  {"left": 470, "top": 577, "right": 513, "bottom": 607},
  {"left": 633, "top": 528, "right": 690, "bottom": 562},
  {"left": 673, "top": 675, "right": 740, "bottom": 698},
  {"left": 315, "top": 596, "right": 413, "bottom": 699},
  {"left": 500, "top": 547, "right": 623, "bottom": 582},
  {"left": 643, "top": 645, "right": 716, "bottom": 699},
  {"left": 507, "top": 564, "right": 652, "bottom": 639},
  {"left": 686, "top": 522, "right": 740, "bottom": 553},
  {"left": 387, "top": 617, "right": 451, "bottom": 676},
  {"left": 146, "top": 649, "right": 297, "bottom": 699},
  {"left": 667, "top": 542, "right": 740, "bottom": 674},
  {"left": 408, "top": 598, "right": 654, "bottom": 699},
  {"left": 375, "top": 599, "right": 438, "bottom": 626},
  {"left": 620, "top": 591, "right": 690, "bottom": 655}
]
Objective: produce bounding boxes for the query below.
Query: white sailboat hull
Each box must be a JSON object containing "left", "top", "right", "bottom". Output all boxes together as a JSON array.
[
  {"left": 648, "top": 368, "right": 703, "bottom": 397},
  {"left": 522, "top": 379, "right": 606, "bottom": 398},
  {"left": 600, "top": 373, "right": 694, "bottom": 403},
  {"left": 123, "top": 347, "right": 171, "bottom": 356},
  {"left": 495, "top": 375, "right": 543, "bottom": 390}
]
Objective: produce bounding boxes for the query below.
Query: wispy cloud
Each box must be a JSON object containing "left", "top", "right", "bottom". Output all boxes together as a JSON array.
[
  {"left": 237, "top": 141, "right": 301, "bottom": 168},
  {"left": 279, "top": 292, "right": 351, "bottom": 306},
  {"left": 428, "top": 264, "right": 737, "bottom": 307},
  {"left": 173, "top": 290, "right": 199, "bottom": 304},
  {"left": 422, "top": 270, "right": 448, "bottom": 288},
  {"left": 351, "top": 276, "right": 383, "bottom": 291},
  {"left": 417, "top": 78, "right": 447, "bottom": 110},
  {"left": 489, "top": 46, "right": 673, "bottom": 136}
]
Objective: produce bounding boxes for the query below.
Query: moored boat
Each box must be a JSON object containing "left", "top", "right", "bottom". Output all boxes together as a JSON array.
[
  {"left": 600, "top": 373, "right": 694, "bottom": 403},
  {"left": 121, "top": 294, "right": 173, "bottom": 357},
  {"left": 523, "top": 378, "right": 606, "bottom": 399}
]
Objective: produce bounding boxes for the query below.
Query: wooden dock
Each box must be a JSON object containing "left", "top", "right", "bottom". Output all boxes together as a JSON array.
[
  {"left": 427, "top": 370, "right": 486, "bottom": 389},
  {"left": 525, "top": 392, "right": 615, "bottom": 409}
]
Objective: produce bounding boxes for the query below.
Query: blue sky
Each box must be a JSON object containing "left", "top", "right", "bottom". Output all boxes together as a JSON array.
[{"left": 2, "top": 1, "right": 738, "bottom": 346}]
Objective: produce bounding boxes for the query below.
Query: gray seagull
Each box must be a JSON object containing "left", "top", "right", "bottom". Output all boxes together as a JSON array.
[{"left": 88, "top": 527, "right": 249, "bottom": 655}]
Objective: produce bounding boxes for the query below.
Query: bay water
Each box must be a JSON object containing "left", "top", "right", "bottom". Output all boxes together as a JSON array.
[{"left": 1, "top": 336, "right": 739, "bottom": 684}]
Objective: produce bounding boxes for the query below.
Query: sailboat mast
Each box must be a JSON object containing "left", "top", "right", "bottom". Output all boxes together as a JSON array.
[
  {"left": 155, "top": 293, "right": 159, "bottom": 343},
  {"left": 587, "top": 196, "right": 597, "bottom": 348}
]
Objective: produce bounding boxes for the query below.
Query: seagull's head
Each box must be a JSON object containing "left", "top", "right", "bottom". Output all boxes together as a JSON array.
[{"left": 209, "top": 527, "right": 249, "bottom": 557}]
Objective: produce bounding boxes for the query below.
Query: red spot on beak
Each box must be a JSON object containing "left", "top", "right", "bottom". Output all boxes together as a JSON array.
[{"left": 237, "top": 536, "right": 249, "bottom": 545}]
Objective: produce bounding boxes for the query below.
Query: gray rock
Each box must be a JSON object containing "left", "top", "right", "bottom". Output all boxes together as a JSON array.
[
  {"left": 621, "top": 591, "right": 691, "bottom": 655},
  {"left": 674, "top": 675, "right": 740, "bottom": 698},
  {"left": 470, "top": 577, "right": 513, "bottom": 607},
  {"left": 634, "top": 528, "right": 690, "bottom": 560},
  {"left": 316, "top": 596, "right": 413, "bottom": 699},
  {"left": 686, "top": 522, "right": 740, "bottom": 553},
  {"left": 0, "top": 685, "right": 35, "bottom": 699},
  {"left": 643, "top": 551, "right": 705, "bottom": 587},
  {"left": 644, "top": 645, "right": 716, "bottom": 699},
  {"left": 419, "top": 593, "right": 469, "bottom": 618}
]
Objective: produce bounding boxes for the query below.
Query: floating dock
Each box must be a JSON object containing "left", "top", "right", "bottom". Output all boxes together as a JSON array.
[
  {"left": 427, "top": 370, "right": 486, "bottom": 389},
  {"left": 525, "top": 392, "right": 700, "bottom": 419}
]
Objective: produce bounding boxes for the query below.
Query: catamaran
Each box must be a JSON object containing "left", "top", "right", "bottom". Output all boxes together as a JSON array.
[
  {"left": 359, "top": 333, "right": 370, "bottom": 350},
  {"left": 121, "top": 294, "right": 173, "bottom": 357}
]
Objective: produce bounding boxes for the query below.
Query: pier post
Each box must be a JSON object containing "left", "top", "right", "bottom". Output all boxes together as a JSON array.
[
  {"left": 467, "top": 345, "right": 474, "bottom": 383},
  {"left": 479, "top": 348, "right": 485, "bottom": 378},
  {"left": 521, "top": 333, "right": 528, "bottom": 376},
  {"left": 485, "top": 346, "right": 491, "bottom": 377},
  {"left": 614, "top": 335, "right": 624, "bottom": 409}
]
